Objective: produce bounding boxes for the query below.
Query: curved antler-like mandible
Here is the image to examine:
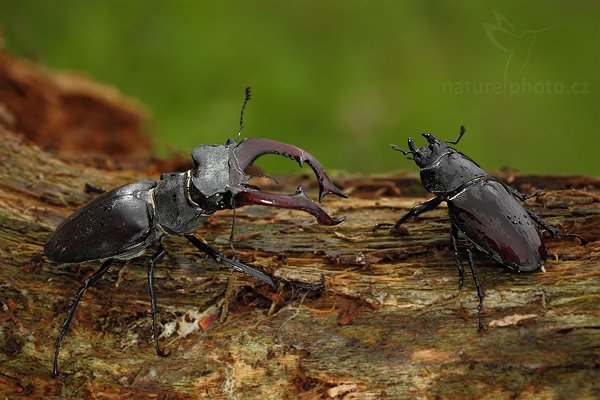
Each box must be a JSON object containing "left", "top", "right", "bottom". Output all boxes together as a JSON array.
[
  {"left": 235, "top": 187, "right": 345, "bottom": 226},
  {"left": 233, "top": 138, "right": 347, "bottom": 203}
]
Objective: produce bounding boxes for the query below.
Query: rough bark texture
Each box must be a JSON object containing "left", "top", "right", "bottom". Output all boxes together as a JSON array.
[
  {"left": 0, "top": 127, "right": 599, "bottom": 399},
  {"left": 0, "top": 50, "right": 598, "bottom": 400}
]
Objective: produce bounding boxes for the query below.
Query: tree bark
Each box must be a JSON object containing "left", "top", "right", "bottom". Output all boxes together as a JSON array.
[{"left": 0, "top": 126, "right": 598, "bottom": 399}]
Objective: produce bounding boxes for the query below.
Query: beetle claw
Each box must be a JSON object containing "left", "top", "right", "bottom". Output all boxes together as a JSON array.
[
  {"left": 234, "top": 138, "right": 347, "bottom": 203},
  {"left": 558, "top": 232, "right": 587, "bottom": 245},
  {"left": 235, "top": 186, "right": 345, "bottom": 226}
]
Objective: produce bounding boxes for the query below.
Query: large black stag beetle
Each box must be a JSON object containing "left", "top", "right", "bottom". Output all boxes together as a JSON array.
[
  {"left": 374, "top": 126, "right": 583, "bottom": 329},
  {"left": 45, "top": 88, "right": 347, "bottom": 376}
]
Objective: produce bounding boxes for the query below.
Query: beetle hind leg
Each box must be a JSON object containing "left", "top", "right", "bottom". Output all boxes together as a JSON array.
[
  {"left": 466, "top": 247, "right": 486, "bottom": 331},
  {"left": 53, "top": 259, "right": 113, "bottom": 377},
  {"left": 147, "top": 244, "right": 168, "bottom": 357},
  {"left": 525, "top": 209, "right": 586, "bottom": 244},
  {"left": 500, "top": 181, "right": 585, "bottom": 243}
]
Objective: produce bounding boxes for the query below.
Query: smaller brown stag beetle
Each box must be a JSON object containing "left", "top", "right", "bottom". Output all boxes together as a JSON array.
[
  {"left": 45, "top": 88, "right": 347, "bottom": 377},
  {"left": 374, "top": 126, "right": 583, "bottom": 329}
]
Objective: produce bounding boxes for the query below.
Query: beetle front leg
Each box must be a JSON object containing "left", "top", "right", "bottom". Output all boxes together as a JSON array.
[
  {"left": 185, "top": 235, "right": 277, "bottom": 288},
  {"left": 147, "top": 244, "right": 168, "bottom": 357},
  {"left": 450, "top": 224, "right": 465, "bottom": 289},
  {"left": 466, "top": 247, "right": 485, "bottom": 331},
  {"left": 186, "top": 235, "right": 325, "bottom": 292},
  {"left": 53, "top": 259, "right": 114, "bottom": 377},
  {"left": 373, "top": 196, "right": 443, "bottom": 234}
]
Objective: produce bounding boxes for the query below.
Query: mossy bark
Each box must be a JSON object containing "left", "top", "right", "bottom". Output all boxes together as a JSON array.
[{"left": 0, "top": 127, "right": 598, "bottom": 399}]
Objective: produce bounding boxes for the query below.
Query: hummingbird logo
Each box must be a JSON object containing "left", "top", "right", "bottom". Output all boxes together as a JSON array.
[{"left": 484, "top": 12, "right": 554, "bottom": 90}]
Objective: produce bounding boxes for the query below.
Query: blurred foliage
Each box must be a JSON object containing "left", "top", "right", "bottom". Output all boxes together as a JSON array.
[{"left": 1, "top": 0, "right": 598, "bottom": 175}]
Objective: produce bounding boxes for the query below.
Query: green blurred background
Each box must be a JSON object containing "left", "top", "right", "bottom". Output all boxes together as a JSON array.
[{"left": 1, "top": 0, "right": 598, "bottom": 175}]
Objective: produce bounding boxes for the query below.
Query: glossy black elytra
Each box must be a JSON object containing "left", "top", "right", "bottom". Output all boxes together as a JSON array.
[
  {"left": 374, "top": 126, "right": 583, "bottom": 329},
  {"left": 45, "top": 88, "right": 347, "bottom": 377}
]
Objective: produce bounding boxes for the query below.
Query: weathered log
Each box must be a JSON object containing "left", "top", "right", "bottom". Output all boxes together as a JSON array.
[
  {"left": 0, "top": 49, "right": 152, "bottom": 159},
  {"left": 0, "top": 126, "right": 598, "bottom": 399}
]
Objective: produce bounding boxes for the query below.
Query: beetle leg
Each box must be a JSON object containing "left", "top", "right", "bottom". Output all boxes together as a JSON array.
[
  {"left": 372, "top": 222, "right": 395, "bottom": 234},
  {"left": 489, "top": 177, "right": 543, "bottom": 202},
  {"left": 466, "top": 247, "right": 486, "bottom": 331},
  {"left": 502, "top": 183, "right": 543, "bottom": 202},
  {"left": 280, "top": 274, "right": 326, "bottom": 292},
  {"left": 373, "top": 196, "right": 443, "bottom": 234},
  {"left": 525, "top": 209, "right": 586, "bottom": 243},
  {"left": 450, "top": 224, "right": 465, "bottom": 289},
  {"left": 185, "top": 235, "right": 277, "bottom": 289},
  {"left": 83, "top": 183, "right": 106, "bottom": 194},
  {"left": 235, "top": 187, "right": 346, "bottom": 226},
  {"left": 527, "top": 209, "right": 560, "bottom": 235},
  {"left": 498, "top": 179, "right": 585, "bottom": 243},
  {"left": 147, "top": 244, "right": 168, "bottom": 357},
  {"left": 233, "top": 138, "right": 347, "bottom": 202},
  {"left": 186, "top": 235, "right": 325, "bottom": 292},
  {"left": 392, "top": 196, "right": 443, "bottom": 230},
  {"left": 514, "top": 189, "right": 543, "bottom": 201},
  {"left": 53, "top": 259, "right": 113, "bottom": 377}
]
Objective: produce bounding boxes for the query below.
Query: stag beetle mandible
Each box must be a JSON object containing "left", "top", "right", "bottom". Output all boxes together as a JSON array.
[
  {"left": 45, "top": 88, "right": 347, "bottom": 377},
  {"left": 374, "top": 126, "right": 583, "bottom": 329}
]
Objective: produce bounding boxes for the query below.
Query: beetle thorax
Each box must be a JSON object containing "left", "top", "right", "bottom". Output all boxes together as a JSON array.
[{"left": 420, "top": 150, "right": 487, "bottom": 194}]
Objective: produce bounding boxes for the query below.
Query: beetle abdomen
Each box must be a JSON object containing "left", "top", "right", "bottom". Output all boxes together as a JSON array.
[
  {"left": 45, "top": 180, "right": 158, "bottom": 263},
  {"left": 447, "top": 180, "right": 546, "bottom": 271}
]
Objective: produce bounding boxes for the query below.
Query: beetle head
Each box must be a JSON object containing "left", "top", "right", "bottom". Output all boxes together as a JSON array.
[
  {"left": 392, "top": 126, "right": 465, "bottom": 168},
  {"left": 187, "top": 140, "right": 241, "bottom": 212},
  {"left": 188, "top": 87, "right": 346, "bottom": 224},
  {"left": 188, "top": 138, "right": 347, "bottom": 224}
]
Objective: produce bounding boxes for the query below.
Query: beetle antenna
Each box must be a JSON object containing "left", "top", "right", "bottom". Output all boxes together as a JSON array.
[
  {"left": 236, "top": 86, "right": 252, "bottom": 142},
  {"left": 391, "top": 144, "right": 414, "bottom": 160},
  {"left": 446, "top": 125, "right": 465, "bottom": 145}
]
